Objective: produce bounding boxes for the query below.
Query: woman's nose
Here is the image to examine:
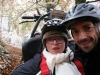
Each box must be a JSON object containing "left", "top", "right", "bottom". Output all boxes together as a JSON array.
[{"left": 53, "top": 39, "right": 58, "bottom": 44}]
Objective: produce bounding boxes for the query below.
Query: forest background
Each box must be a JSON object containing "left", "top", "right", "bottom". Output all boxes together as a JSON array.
[{"left": 0, "top": 0, "right": 99, "bottom": 75}]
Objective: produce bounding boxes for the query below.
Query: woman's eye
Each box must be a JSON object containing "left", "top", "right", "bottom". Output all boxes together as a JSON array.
[{"left": 48, "top": 39, "right": 52, "bottom": 41}]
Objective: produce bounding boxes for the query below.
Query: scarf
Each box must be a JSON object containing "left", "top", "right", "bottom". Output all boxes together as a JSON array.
[
  {"left": 37, "top": 47, "right": 81, "bottom": 75},
  {"left": 36, "top": 47, "right": 82, "bottom": 75}
]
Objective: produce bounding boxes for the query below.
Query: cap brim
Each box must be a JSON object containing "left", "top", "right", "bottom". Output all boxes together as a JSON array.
[{"left": 62, "top": 15, "right": 100, "bottom": 29}]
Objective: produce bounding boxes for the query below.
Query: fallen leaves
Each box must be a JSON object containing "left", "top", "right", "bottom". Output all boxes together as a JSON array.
[{"left": 0, "top": 39, "right": 22, "bottom": 75}]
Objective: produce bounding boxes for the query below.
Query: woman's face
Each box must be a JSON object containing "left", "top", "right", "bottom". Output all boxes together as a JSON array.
[{"left": 45, "top": 36, "right": 66, "bottom": 54}]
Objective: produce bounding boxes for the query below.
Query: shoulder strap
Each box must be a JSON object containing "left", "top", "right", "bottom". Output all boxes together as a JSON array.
[
  {"left": 40, "top": 53, "right": 50, "bottom": 75},
  {"left": 73, "top": 58, "right": 86, "bottom": 75}
]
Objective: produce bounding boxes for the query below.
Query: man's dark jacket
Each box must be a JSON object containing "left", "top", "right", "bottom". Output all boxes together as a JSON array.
[{"left": 74, "top": 39, "right": 100, "bottom": 75}]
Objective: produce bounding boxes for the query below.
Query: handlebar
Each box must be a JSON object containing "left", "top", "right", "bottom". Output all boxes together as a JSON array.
[
  {"left": 19, "top": 21, "right": 35, "bottom": 24},
  {"left": 22, "top": 16, "right": 40, "bottom": 19},
  {"left": 20, "top": 10, "right": 66, "bottom": 37}
]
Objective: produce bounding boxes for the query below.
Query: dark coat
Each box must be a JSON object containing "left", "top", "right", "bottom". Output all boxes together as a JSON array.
[
  {"left": 74, "top": 39, "right": 100, "bottom": 75},
  {"left": 10, "top": 41, "right": 76, "bottom": 75},
  {"left": 10, "top": 54, "right": 41, "bottom": 75}
]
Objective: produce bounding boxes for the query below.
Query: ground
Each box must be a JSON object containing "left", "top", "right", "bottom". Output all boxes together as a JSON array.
[{"left": 0, "top": 39, "right": 22, "bottom": 75}]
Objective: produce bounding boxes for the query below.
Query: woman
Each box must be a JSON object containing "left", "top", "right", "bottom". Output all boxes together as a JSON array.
[{"left": 11, "top": 19, "right": 82, "bottom": 75}]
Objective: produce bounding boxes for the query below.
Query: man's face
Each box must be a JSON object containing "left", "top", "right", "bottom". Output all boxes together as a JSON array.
[{"left": 71, "top": 21, "right": 99, "bottom": 53}]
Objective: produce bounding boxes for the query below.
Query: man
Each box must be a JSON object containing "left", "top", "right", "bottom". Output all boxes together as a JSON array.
[{"left": 62, "top": 3, "right": 100, "bottom": 75}]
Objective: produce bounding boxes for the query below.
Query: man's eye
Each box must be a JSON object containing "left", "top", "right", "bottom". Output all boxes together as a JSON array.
[
  {"left": 72, "top": 31, "right": 78, "bottom": 34},
  {"left": 85, "top": 27, "right": 92, "bottom": 31},
  {"left": 87, "top": 27, "right": 91, "bottom": 29}
]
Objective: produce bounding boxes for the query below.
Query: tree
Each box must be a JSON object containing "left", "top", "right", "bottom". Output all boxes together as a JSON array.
[{"left": 0, "top": 0, "right": 75, "bottom": 45}]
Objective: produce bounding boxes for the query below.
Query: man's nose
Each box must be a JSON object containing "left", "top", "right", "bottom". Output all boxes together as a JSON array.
[{"left": 78, "top": 32, "right": 87, "bottom": 40}]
